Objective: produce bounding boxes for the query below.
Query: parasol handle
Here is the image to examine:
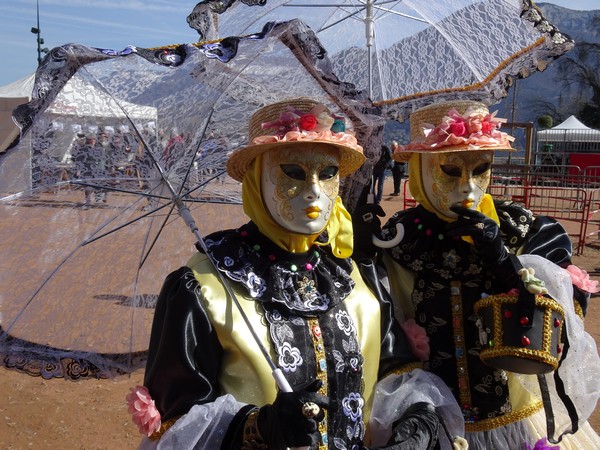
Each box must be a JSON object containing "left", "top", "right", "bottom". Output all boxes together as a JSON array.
[{"left": 177, "top": 200, "right": 310, "bottom": 450}]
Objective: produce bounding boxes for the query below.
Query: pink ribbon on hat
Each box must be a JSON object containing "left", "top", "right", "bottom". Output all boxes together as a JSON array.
[
  {"left": 401, "top": 107, "right": 515, "bottom": 151},
  {"left": 252, "top": 129, "right": 363, "bottom": 152}
]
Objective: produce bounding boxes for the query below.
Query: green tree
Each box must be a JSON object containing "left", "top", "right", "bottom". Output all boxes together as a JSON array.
[
  {"left": 537, "top": 115, "right": 553, "bottom": 129},
  {"left": 555, "top": 38, "right": 600, "bottom": 128}
]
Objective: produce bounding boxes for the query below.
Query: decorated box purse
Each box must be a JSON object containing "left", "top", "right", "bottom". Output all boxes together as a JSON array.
[{"left": 474, "top": 287, "right": 565, "bottom": 375}]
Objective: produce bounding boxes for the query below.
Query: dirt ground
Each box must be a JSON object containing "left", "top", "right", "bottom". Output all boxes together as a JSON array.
[{"left": 1, "top": 179, "right": 599, "bottom": 450}]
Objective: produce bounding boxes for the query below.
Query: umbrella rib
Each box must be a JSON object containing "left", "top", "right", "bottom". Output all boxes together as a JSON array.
[
  {"left": 68, "top": 179, "right": 170, "bottom": 200},
  {"left": 78, "top": 66, "right": 180, "bottom": 199},
  {"left": 80, "top": 201, "right": 172, "bottom": 247},
  {"left": 174, "top": 109, "right": 215, "bottom": 197},
  {"left": 285, "top": 3, "right": 366, "bottom": 32},
  {"left": 369, "top": 0, "right": 429, "bottom": 23},
  {"left": 137, "top": 201, "right": 178, "bottom": 270},
  {"left": 3, "top": 246, "right": 82, "bottom": 333}
]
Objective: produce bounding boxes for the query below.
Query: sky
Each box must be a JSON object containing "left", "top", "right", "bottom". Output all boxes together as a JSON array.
[{"left": 0, "top": 0, "right": 597, "bottom": 87}]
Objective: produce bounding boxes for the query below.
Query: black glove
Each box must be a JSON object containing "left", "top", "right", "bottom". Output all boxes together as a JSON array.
[
  {"left": 368, "top": 402, "right": 440, "bottom": 450},
  {"left": 256, "top": 381, "right": 329, "bottom": 449},
  {"left": 446, "top": 206, "right": 506, "bottom": 267},
  {"left": 447, "top": 206, "right": 522, "bottom": 291}
]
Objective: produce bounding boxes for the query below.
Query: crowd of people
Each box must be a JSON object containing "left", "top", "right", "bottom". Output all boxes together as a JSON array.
[
  {"left": 65, "top": 125, "right": 194, "bottom": 207},
  {"left": 125, "top": 97, "right": 600, "bottom": 450}
]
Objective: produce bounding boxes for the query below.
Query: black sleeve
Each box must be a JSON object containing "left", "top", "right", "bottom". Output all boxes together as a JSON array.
[
  {"left": 357, "top": 259, "right": 421, "bottom": 378},
  {"left": 521, "top": 215, "right": 590, "bottom": 314},
  {"left": 143, "top": 267, "right": 225, "bottom": 421}
]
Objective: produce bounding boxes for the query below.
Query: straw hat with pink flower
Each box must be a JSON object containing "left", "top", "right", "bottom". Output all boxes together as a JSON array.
[
  {"left": 392, "top": 100, "right": 515, "bottom": 162},
  {"left": 227, "top": 97, "right": 365, "bottom": 182}
]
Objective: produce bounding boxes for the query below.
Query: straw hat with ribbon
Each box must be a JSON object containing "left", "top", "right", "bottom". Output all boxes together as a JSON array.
[
  {"left": 392, "top": 100, "right": 515, "bottom": 162},
  {"left": 392, "top": 100, "right": 517, "bottom": 225},
  {"left": 227, "top": 97, "right": 365, "bottom": 182}
]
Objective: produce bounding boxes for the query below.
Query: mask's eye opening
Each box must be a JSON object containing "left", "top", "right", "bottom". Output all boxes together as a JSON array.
[
  {"left": 280, "top": 164, "right": 306, "bottom": 181},
  {"left": 319, "top": 166, "right": 339, "bottom": 180},
  {"left": 473, "top": 162, "right": 491, "bottom": 176},
  {"left": 440, "top": 165, "right": 462, "bottom": 177}
]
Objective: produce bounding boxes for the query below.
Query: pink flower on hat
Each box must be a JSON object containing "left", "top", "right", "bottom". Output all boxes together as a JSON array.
[
  {"left": 481, "top": 120, "right": 494, "bottom": 134},
  {"left": 404, "top": 107, "right": 513, "bottom": 152},
  {"left": 449, "top": 120, "right": 467, "bottom": 137},
  {"left": 565, "top": 265, "right": 600, "bottom": 293},
  {"left": 401, "top": 318, "right": 430, "bottom": 362},
  {"left": 126, "top": 385, "right": 161, "bottom": 436}
]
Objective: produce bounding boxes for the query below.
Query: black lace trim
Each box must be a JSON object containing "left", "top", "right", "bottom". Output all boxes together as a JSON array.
[{"left": 202, "top": 222, "right": 355, "bottom": 316}]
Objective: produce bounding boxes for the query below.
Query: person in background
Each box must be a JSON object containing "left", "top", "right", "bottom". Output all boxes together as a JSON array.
[
  {"left": 127, "top": 97, "right": 445, "bottom": 450},
  {"left": 372, "top": 144, "right": 392, "bottom": 205},
  {"left": 389, "top": 141, "right": 406, "bottom": 197}
]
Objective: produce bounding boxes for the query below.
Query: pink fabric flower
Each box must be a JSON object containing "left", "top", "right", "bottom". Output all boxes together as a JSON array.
[
  {"left": 401, "top": 319, "right": 430, "bottom": 362},
  {"left": 449, "top": 121, "right": 467, "bottom": 137},
  {"left": 481, "top": 120, "right": 495, "bottom": 134},
  {"left": 565, "top": 265, "right": 600, "bottom": 293},
  {"left": 252, "top": 129, "right": 363, "bottom": 152},
  {"left": 126, "top": 385, "right": 161, "bottom": 436}
]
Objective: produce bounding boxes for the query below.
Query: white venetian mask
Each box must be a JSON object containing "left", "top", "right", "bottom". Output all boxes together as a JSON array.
[
  {"left": 260, "top": 143, "right": 340, "bottom": 235},
  {"left": 421, "top": 150, "right": 493, "bottom": 219}
]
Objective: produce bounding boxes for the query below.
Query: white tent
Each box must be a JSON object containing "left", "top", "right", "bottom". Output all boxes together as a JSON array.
[
  {"left": 537, "top": 115, "right": 600, "bottom": 143},
  {"left": 0, "top": 74, "right": 35, "bottom": 153},
  {"left": 0, "top": 73, "right": 158, "bottom": 154},
  {"left": 48, "top": 74, "right": 157, "bottom": 120}
]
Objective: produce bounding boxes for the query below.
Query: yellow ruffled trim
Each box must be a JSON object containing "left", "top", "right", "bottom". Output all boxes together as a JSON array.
[
  {"left": 149, "top": 415, "right": 181, "bottom": 441},
  {"left": 384, "top": 362, "right": 424, "bottom": 378},
  {"left": 465, "top": 401, "right": 543, "bottom": 432},
  {"left": 573, "top": 300, "right": 584, "bottom": 321}
]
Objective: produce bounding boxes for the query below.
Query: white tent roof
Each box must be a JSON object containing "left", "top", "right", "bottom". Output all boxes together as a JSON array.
[
  {"left": 48, "top": 73, "right": 157, "bottom": 120},
  {"left": 552, "top": 115, "right": 592, "bottom": 130},
  {"left": 0, "top": 74, "right": 35, "bottom": 99},
  {"left": 537, "top": 115, "right": 600, "bottom": 143},
  {"left": 0, "top": 75, "right": 35, "bottom": 153},
  {"left": 0, "top": 73, "right": 157, "bottom": 153}
]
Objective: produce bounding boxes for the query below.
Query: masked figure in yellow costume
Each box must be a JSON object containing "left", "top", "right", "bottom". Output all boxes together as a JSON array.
[
  {"left": 354, "top": 100, "right": 600, "bottom": 450},
  {"left": 128, "top": 98, "right": 448, "bottom": 450}
]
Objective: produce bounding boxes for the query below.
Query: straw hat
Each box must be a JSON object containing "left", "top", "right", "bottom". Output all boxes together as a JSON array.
[
  {"left": 227, "top": 97, "right": 365, "bottom": 182},
  {"left": 392, "top": 100, "right": 515, "bottom": 162}
]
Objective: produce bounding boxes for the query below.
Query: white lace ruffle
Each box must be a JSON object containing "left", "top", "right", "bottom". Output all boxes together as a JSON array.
[
  {"left": 137, "top": 394, "right": 246, "bottom": 450},
  {"left": 369, "top": 368, "right": 465, "bottom": 450},
  {"left": 516, "top": 254, "right": 600, "bottom": 439}
]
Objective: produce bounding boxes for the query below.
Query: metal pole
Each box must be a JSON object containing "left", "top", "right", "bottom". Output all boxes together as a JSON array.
[
  {"left": 31, "top": 0, "right": 46, "bottom": 65},
  {"left": 365, "top": 0, "right": 374, "bottom": 99}
]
